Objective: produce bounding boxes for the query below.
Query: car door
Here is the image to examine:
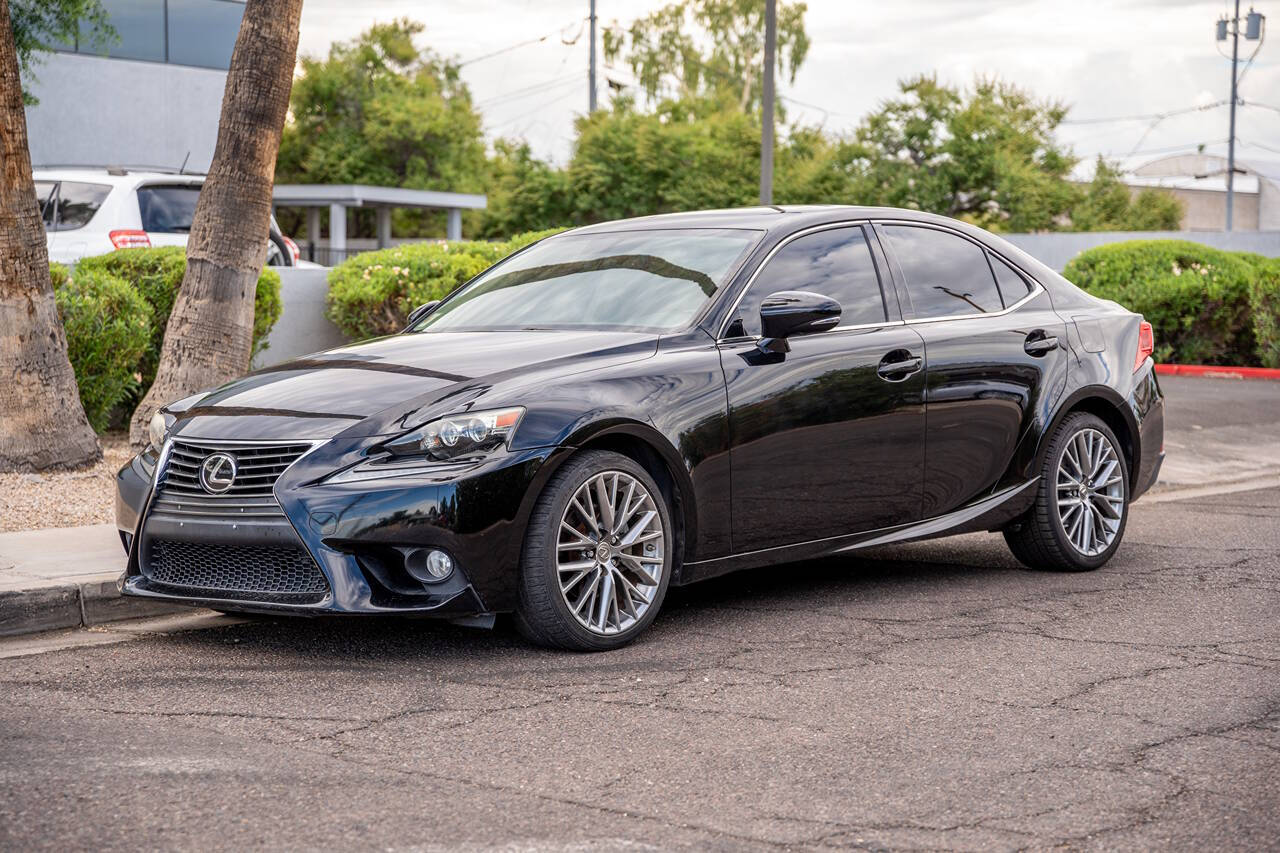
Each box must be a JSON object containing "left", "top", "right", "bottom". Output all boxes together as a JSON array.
[
  {"left": 877, "top": 222, "right": 1070, "bottom": 519},
  {"left": 718, "top": 224, "right": 927, "bottom": 553}
]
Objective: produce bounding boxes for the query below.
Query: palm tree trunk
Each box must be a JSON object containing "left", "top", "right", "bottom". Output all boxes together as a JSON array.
[
  {"left": 0, "top": 0, "right": 100, "bottom": 472},
  {"left": 129, "top": 0, "right": 303, "bottom": 447}
]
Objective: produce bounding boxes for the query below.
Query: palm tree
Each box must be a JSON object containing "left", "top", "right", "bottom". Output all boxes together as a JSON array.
[
  {"left": 130, "top": 0, "right": 304, "bottom": 447},
  {"left": 0, "top": 0, "right": 100, "bottom": 471}
]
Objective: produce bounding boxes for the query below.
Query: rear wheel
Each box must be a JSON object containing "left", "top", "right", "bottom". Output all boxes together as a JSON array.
[
  {"left": 1005, "top": 411, "right": 1129, "bottom": 572},
  {"left": 516, "top": 450, "right": 673, "bottom": 651}
]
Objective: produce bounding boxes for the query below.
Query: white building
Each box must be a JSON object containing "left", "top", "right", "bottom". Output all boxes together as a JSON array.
[
  {"left": 1125, "top": 153, "right": 1280, "bottom": 232},
  {"left": 22, "top": 0, "right": 244, "bottom": 172}
]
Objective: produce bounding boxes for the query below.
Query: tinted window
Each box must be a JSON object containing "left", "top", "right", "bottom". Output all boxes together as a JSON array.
[
  {"left": 33, "top": 182, "right": 57, "bottom": 227},
  {"left": 416, "top": 229, "right": 757, "bottom": 333},
  {"left": 884, "top": 225, "right": 1003, "bottom": 318},
  {"left": 79, "top": 0, "right": 165, "bottom": 62},
  {"left": 47, "top": 182, "right": 112, "bottom": 231},
  {"left": 168, "top": 0, "right": 244, "bottom": 69},
  {"left": 733, "top": 227, "right": 886, "bottom": 336},
  {"left": 137, "top": 185, "right": 201, "bottom": 232},
  {"left": 989, "top": 253, "right": 1033, "bottom": 306}
]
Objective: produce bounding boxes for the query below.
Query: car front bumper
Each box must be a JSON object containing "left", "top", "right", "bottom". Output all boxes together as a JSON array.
[{"left": 117, "top": 435, "right": 568, "bottom": 617}]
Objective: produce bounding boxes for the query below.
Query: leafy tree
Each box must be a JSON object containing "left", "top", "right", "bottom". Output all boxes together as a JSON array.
[
  {"left": 567, "top": 97, "right": 760, "bottom": 222},
  {"left": 7, "top": 0, "right": 109, "bottom": 104},
  {"left": 277, "top": 19, "right": 488, "bottom": 238},
  {"left": 131, "top": 0, "right": 303, "bottom": 446},
  {"left": 475, "top": 140, "right": 574, "bottom": 238},
  {"left": 0, "top": 0, "right": 100, "bottom": 469},
  {"left": 603, "top": 0, "right": 809, "bottom": 113},
  {"left": 1069, "top": 157, "right": 1183, "bottom": 232},
  {"left": 846, "top": 75, "right": 1078, "bottom": 232}
]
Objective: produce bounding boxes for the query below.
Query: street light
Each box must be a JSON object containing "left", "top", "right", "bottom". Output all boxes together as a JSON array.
[{"left": 1216, "top": 4, "right": 1266, "bottom": 231}]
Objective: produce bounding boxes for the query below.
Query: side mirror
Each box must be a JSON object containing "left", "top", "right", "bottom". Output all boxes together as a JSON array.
[
  {"left": 758, "top": 290, "right": 841, "bottom": 352},
  {"left": 405, "top": 300, "right": 440, "bottom": 328}
]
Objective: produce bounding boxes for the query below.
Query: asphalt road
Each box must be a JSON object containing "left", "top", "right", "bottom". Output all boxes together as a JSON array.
[{"left": 1, "top": 377, "right": 1278, "bottom": 852}]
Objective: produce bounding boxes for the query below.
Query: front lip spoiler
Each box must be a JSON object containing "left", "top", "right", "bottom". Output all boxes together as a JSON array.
[{"left": 121, "top": 573, "right": 485, "bottom": 616}]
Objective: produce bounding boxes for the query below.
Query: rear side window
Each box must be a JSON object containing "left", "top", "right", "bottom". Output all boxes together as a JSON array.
[
  {"left": 33, "top": 181, "right": 56, "bottom": 227},
  {"left": 883, "top": 225, "right": 1003, "bottom": 319},
  {"left": 733, "top": 226, "right": 886, "bottom": 336},
  {"left": 989, "top": 253, "right": 1033, "bottom": 306},
  {"left": 137, "top": 185, "right": 202, "bottom": 233},
  {"left": 46, "top": 181, "right": 112, "bottom": 231}
]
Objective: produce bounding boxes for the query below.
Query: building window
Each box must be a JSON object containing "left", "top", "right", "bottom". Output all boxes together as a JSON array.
[
  {"left": 78, "top": 0, "right": 165, "bottom": 63},
  {"left": 64, "top": 0, "right": 244, "bottom": 70},
  {"left": 167, "top": 0, "right": 244, "bottom": 69}
]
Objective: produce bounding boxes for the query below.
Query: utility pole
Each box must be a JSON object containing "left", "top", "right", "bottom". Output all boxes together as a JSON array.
[
  {"left": 1217, "top": 3, "right": 1266, "bottom": 231},
  {"left": 1226, "top": 0, "right": 1240, "bottom": 232},
  {"left": 588, "top": 0, "right": 598, "bottom": 113},
  {"left": 759, "top": 0, "right": 776, "bottom": 204}
]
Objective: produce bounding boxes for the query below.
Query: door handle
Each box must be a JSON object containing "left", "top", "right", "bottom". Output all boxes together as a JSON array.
[
  {"left": 877, "top": 352, "right": 923, "bottom": 381},
  {"left": 1024, "top": 332, "right": 1059, "bottom": 356}
]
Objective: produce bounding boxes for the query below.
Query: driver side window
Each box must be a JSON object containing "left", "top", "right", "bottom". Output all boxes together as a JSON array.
[{"left": 731, "top": 226, "right": 887, "bottom": 337}]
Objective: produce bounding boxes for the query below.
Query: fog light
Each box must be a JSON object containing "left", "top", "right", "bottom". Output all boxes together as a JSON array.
[{"left": 404, "top": 547, "right": 454, "bottom": 583}]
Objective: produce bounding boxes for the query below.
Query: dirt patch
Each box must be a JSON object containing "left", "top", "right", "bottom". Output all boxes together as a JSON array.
[{"left": 0, "top": 433, "right": 134, "bottom": 532}]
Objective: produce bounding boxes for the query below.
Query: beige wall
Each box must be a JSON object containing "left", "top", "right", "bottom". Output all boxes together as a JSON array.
[{"left": 1164, "top": 186, "right": 1260, "bottom": 231}]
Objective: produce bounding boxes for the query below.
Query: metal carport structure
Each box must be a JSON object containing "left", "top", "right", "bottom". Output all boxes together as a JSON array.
[{"left": 272, "top": 184, "right": 487, "bottom": 262}]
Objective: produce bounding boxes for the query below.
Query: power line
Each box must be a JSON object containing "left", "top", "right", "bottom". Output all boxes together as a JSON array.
[
  {"left": 1243, "top": 100, "right": 1280, "bottom": 114},
  {"left": 458, "top": 21, "right": 582, "bottom": 67},
  {"left": 1060, "top": 101, "right": 1228, "bottom": 125}
]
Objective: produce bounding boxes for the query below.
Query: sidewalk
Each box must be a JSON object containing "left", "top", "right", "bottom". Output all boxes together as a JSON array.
[{"left": 0, "top": 524, "right": 181, "bottom": 636}]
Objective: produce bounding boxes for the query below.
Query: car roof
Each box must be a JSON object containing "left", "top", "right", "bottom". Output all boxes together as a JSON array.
[
  {"left": 31, "top": 167, "right": 204, "bottom": 186},
  {"left": 563, "top": 205, "right": 995, "bottom": 238}
]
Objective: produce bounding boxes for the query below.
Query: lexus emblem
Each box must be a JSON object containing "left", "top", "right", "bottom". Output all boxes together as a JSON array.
[{"left": 199, "top": 452, "right": 238, "bottom": 494}]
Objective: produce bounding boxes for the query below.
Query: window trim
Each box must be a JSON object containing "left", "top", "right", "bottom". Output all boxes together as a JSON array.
[
  {"left": 873, "top": 220, "right": 1045, "bottom": 325},
  {"left": 715, "top": 220, "right": 897, "bottom": 341}
]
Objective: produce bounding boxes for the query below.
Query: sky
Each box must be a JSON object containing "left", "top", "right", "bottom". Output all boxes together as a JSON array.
[{"left": 295, "top": 0, "right": 1280, "bottom": 175}]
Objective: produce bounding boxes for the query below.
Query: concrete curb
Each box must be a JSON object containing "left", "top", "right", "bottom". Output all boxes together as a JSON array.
[
  {"left": 1156, "top": 363, "right": 1280, "bottom": 381},
  {"left": 0, "top": 575, "right": 185, "bottom": 638}
]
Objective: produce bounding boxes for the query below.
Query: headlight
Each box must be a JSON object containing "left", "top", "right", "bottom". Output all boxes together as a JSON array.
[
  {"left": 385, "top": 407, "right": 525, "bottom": 462},
  {"left": 148, "top": 411, "right": 170, "bottom": 452}
]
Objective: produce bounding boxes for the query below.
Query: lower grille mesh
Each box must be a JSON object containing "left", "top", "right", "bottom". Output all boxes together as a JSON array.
[{"left": 145, "top": 539, "right": 328, "bottom": 600}]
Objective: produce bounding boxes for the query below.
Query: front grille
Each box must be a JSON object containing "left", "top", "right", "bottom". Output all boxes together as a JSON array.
[
  {"left": 153, "top": 440, "right": 312, "bottom": 520},
  {"left": 144, "top": 538, "right": 328, "bottom": 602}
]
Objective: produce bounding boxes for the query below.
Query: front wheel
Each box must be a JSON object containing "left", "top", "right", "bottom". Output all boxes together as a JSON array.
[
  {"left": 1005, "top": 412, "right": 1130, "bottom": 572},
  {"left": 515, "top": 450, "right": 673, "bottom": 651}
]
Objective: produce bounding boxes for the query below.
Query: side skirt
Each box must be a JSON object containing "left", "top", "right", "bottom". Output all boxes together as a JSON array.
[{"left": 678, "top": 477, "right": 1040, "bottom": 585}]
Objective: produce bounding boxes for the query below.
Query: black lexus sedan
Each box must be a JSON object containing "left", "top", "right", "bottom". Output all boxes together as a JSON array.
[{"left": 116, "top": 206, "right": 1164, "bottom": 650}]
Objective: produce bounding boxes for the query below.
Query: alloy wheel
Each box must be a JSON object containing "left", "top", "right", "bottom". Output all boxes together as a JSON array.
[
  {"left": 555, "top": 470, "right": 665, "bottom": 635},
  {"left": 1055, "top": 427, "right": 1125, "bottom": 557}
]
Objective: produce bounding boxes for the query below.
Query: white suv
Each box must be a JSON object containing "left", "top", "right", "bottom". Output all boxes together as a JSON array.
[{"left": 34, "top": 167, "right": 300, "bottom": 266}]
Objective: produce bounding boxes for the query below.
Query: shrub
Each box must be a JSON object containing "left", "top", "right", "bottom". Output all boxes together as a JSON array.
[
  {"left": 1243, "top": 256, "right": 1280, "bottom": 369},
  {"left": 326, "top": 229, "right": 568, "bottom": 340},
  {"left": 1062, "top": 240, "right": 1265, "bottom": 366},
  {"left": 55, "top": 269, "right": 153, "bottom": 432},
  {"left": 75, "top": 247, "right": 283, "bottom": 387}
]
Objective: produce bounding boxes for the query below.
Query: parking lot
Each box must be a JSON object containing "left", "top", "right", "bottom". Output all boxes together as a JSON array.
[{"left": 1, "top": 375, "right": 1277, "bottom": 851}]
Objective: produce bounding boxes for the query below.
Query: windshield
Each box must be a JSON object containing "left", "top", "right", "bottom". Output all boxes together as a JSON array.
[{"left": 412, "top": 228, "right": 759, "bottom": 333}]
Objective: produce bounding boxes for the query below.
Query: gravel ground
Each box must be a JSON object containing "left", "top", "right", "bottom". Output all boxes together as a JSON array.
[{"left": 0, "top": 433, "right": 132, "bottom": 532}]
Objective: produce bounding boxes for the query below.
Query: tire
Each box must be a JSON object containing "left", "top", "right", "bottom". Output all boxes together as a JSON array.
[
  {"left": 515, "top": 450, "right": 674, "bottom": 651},
  {"left": 1004, "top": 411, "right": 1130, "bottom": 572}
]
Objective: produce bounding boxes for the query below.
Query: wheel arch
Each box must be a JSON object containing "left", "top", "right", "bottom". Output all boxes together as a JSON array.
[
  {"left": 542, "top": 419, "right": 697, "bottom": 578},
  {"left": 1039, "top": 386, "right": 1142, "bottom": 493}
]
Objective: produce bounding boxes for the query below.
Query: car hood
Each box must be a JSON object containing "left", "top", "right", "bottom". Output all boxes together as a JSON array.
[{"left": 169, "top": 330, "right": 659, "bottom": 442}]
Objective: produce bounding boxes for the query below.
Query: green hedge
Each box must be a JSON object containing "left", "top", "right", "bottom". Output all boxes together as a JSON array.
[
  {"left": 50, "top": 248, "right": 283, "bottom": 432},
  {"left": 75, "top": 247, "right": 283, "bottom": 388},
  {"left": 1062, "top": 240, "right": 1280, "bottom": 367},
  {"left": 326, "top": 229, "right": 567, "bottom": 340},
  {"left": 54, "top": 269, "right": 153, "bottom": 431}
]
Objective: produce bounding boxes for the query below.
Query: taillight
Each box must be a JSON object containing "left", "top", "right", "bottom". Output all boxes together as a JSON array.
[
  {"left": 1134, "top": 320, "right": 1154, "bottom": 372},
  {"left": 282, "top": 234, "right": 301, "bottom": 265},
  {"left": 109, "top": 229, "right": 151, "bottom": 249}
]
